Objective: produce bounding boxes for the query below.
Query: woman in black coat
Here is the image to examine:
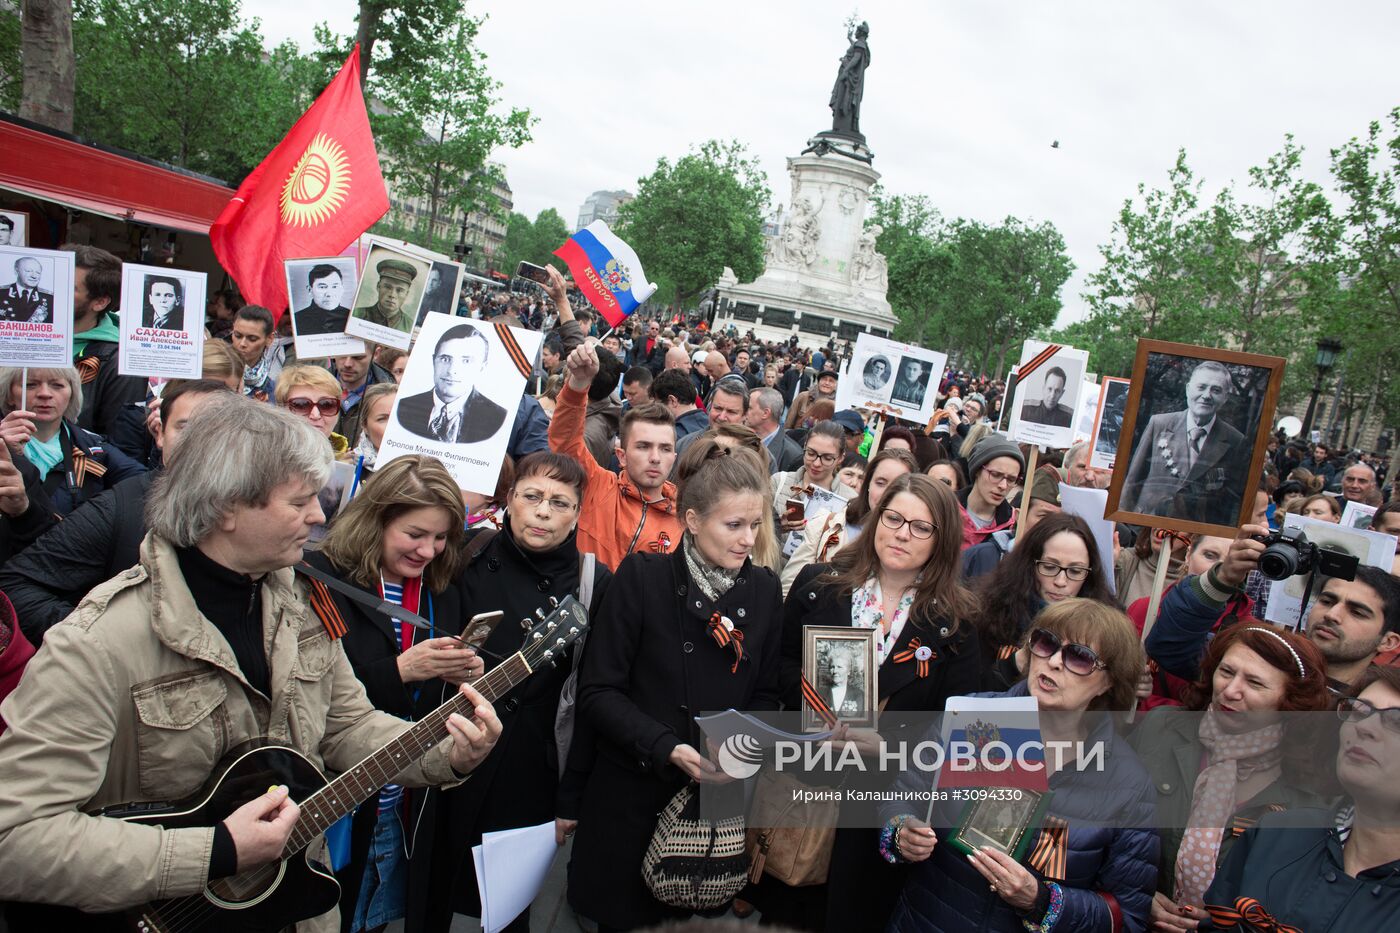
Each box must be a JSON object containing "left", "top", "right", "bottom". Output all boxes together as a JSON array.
[
  {"left": 405, "top": 452, "right": 611, "bottom": 933},
  {"left": 568, "top": 444, "right": 783, "bottom": 932},
  {"left": 752, "top": 473, "right": 981, "bottom": 933},
  {"left": 307, "top": 455, "right": 480, "bottom": 933}
]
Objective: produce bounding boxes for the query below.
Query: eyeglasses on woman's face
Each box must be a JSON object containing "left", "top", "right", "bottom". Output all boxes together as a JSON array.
[
  {"left": 513, "top": 488, "right": 578, "bottom": 514},
  {"left": 1337, "top": 696, "right": 1400, "bottom": 735},
  {"left": 879, "top": 509, "right": 935, "bottom": 539},
  {"left": 286, "top": 396, "right": 339, "bottom": 418},
  {"left": 1034, "top": 560, "right": 1090, "bottom": 582},
  {"left": 804, "top": 447, "right": 838, "bottom": 465},
  {"left": 1028, "top": 628, "right": 1107, "bottom": 677}
]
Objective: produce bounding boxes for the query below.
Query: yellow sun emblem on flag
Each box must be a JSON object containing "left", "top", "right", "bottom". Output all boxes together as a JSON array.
[{"left": 279, "top": 133, "right": 351, "bottom": 227}]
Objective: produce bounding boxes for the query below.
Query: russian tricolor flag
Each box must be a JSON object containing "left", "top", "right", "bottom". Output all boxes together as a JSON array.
[{"left": 553, "top": 221, "right": 658, "bottom": 328}]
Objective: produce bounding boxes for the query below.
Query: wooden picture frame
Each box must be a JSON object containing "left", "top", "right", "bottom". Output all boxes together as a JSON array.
[
  {"left": 801, "top": 625, "right": 878, "bottom": 732},
  {"left": 1105, "top": 340, "right": 1285, "bottom": 537}
]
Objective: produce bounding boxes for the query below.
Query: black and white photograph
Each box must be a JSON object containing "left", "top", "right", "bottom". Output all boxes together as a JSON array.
[
  {"left": 345, "top": 237, "right": 432, "bottom": 350},
  {"left": 1089, "top": 376, "right": 1132, "bottom": 471},
  {"left": 1072, "top": 380, "right": 1101, "bottom": 445},
  {"left": 1008, "top": 340, "right": 1089, "bottom": 449},
  {"left": 284, "top": 256, "right": 366, "bottom": 359},
  {"left": 862, "top": 354, "right": 892, "bottom": 390},
  {"left": 0, "top": 245, "right": 74, "bottom": 368},
  {"left": 0, "top": 210, "right": 27, "bottom": 248},
  {"left": 834, "top": 333, "right": 946, "bottom": 423},
  {"left": 117, "top": 262, "right": 206, "bottom": 379},
  {"left": 950, "top": 789, "right": 1044, "bottom": 858},
  {"left": 414, "top": 258, "right": 466, "bottom": 326},
  {"left": 801, "top": 625, "right": 878, "bottom": 731},
  {"left": 1107, "top": 340, "right": 1285, "bottom": 536},
  {"left": 377, "top": 311, "right": 543, "bottom": 495}
]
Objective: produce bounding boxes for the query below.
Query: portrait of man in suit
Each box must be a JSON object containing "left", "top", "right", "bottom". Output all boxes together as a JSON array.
[
  {"left": 1020, "top": 365, "right": 1074, "bottom": 428},
  {"left": 396, "top": 322, "right": 507, "bottom": 444},
  {"left": 141, "top": 274, "right": 184, "bottom": 331},
  {"left": 415, "top": 263, "right": 456, "bottom": 326},
  {"left": 292, "top": 263, "right": 353, "bottom": 336},
  {"left": 0, "top": 256, "right": 52, "bottom": 323},
  {"left": 1119, "top": 359, "right": 1252, "bottom": 527}
]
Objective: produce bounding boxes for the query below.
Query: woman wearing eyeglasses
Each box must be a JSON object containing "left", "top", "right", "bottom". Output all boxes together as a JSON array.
[
  {"left": 882, "top": 599, "right": 1158, "bottom": 933},
  {"left": 755, "top": 474, "right": 980, "bottom": 932},
  {"left": 275, "top": 363, "right": 355, "bottom": 461},
  {"left": 407, "top": 451, "right": 611, "bottom": 933},
  {"left": 973, "top": 513, "right": 1116, "bottom": 691},
  {"left": 1127, "top": 623, "right": 1333, "bottom": 931},
  {"left": 771, "top": 419, "right": 859, "bottom": 548},
  {"left": 957, "top": 436, "right": 1025, "bottom": 550},
  {"left": 1203, "top": 667, "right": 1400, "bottom": 931},
  {"left": 304, "top": 456, "right": 479, "bottom": 932}
]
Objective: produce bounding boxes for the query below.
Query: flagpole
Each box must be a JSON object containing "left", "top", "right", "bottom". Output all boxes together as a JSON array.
[{"left": 19, "top": 368, "right": 25, "bottom": 412}]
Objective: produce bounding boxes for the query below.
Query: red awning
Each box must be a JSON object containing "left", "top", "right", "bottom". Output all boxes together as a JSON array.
[{"left": 0, "top": 116, "right": 233, "bottom": 234}]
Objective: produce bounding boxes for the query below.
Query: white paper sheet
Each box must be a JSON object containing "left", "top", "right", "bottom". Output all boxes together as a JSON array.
[
  {"left": 473, "top": 821, "right": 559, "bottom": 933},
  {"left": 1058, "top": 483, "right": 1117, "bottom": 595}
]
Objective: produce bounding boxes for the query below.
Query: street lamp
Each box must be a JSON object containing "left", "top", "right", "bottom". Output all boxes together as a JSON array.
[{"left": 1300, "top": 336, "right": 1343, "bottom": 439}]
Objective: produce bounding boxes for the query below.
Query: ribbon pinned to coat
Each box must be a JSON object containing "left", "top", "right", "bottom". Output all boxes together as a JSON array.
[
  {"left": 708, "top": 612, "right": 744, "bottom": 673},
  {"left": 647, "top": 531, "right": 673, "bottom": 554},
  {"left": 1204, "top": 897, "right": 1301, "bottom": 933},
  {"left": 892, "top": 638, "right": 935, "bottom": 678}
]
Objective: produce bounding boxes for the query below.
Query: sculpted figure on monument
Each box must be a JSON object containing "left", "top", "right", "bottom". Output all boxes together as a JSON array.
[
  {"left": 851, "top": 224, "right": 881, "bottom": 283},
  {"left": 829, "top": 22, "right": 870, "bottom": 139},
  {"left": 781, "top": 194, "right": 822, "bottom": 266}
]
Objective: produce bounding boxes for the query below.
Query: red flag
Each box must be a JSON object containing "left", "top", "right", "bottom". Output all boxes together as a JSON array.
[{"left": 210, "top": 46, "right": 388, "bottom": 316}]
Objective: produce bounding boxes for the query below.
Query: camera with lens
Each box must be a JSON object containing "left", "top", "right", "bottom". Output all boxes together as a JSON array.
[{"left": 1251, "top": 529, "right": 1360, "bottom": 582}]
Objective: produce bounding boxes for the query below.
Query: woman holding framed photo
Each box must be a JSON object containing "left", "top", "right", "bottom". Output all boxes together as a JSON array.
[
  {"left": 881, "top": 599, "right": 1158, "bottom": 933},
  {"left": 757, "top": 474, "right": 980, "bottom": 932}
]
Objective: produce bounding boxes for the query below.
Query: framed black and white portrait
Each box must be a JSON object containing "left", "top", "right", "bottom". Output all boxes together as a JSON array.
[
  {"left": 285, "top": 256, "right": 366, "bottom": 359},
  {"left": 835, "top": 333, "right": 946, "bottom": 423},
  {"left": 890, "top": 356, "right": 931, "bottom": 409},
  {"left": 802, "top": 625, "right": 878, "bottom": 731},
  {"left": 1009, "top": 340, "right": 1089, "bottom": 449},
  {"left": 0, "top": 244, "right": 75, "bottom": 368},
  {"left": 0, "top": 211, "right": 27, "bottom": 248},
  {"left": 862, "top": 354, "right": 892, "bottom": 391},
  {"left": 345, "top": 237, "right": 433, "bottom": 350},
  {"left": 415, "top": 258, "right": 466, "bottom": 326},
  {"left": 1106, "top": 340, "right": 1285, "bottom": 537},
  {"left": 117, "top": 262, "right": 207, "bottom": 379},
  {"left": 1089, "top": 376, "right": 1132, "bottom": 471}
]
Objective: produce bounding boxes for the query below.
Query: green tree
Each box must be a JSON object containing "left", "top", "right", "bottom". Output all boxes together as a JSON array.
[
  {"left": 498, "top": 207, "right": 570, "bottom": 274},
  {"left": 349, "top": 0, "right": 458, "bottom": 90},
  {"left": 617, "top": 139, "right": 770, "bottom": 308},
  {"left": 0, "top": 3, "right": 20, "bottom": 112}
]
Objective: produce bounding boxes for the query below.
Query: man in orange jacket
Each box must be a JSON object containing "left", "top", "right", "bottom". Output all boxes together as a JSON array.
[{"left": 549, "top": 343, "right": 682, "bottom": 569}]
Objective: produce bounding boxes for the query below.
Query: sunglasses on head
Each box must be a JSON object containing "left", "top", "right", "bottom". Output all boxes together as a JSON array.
[
  {"left": 1028, "top": 628, "right": 1107, "bottom": 677},
  {"left": 287, "top": 397, "right": 340, "bottom": 418},
  {"left": 1337, "top": 697, "right": 1400, "bottom": 735}
]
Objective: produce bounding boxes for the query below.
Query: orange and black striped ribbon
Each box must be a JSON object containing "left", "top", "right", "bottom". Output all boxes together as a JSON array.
[
  {"left": 708, "top": 612, "right": 744, "bottom": 673},
  {"left": 818, "top": 526, "right": 844, "bottom": 563},
  {"left": 1204, "top": 897, "right": 1301, "bottom": 933},
  {"left": 70, "top": 449, "right": 107, "bottom": 487},
  {"left": 305, "top": 576, "right": 348, "bottom": 640},
  {"left": 646, "top": 531, "right": 673, "bottom": 553},
  {"left": 1015, "top": 343, "right": 1062, "bottom": 382},
  {"left": 75, "top": 356, "right": 101, "bottom": 384},
  {"left": 800, "top": 673, "right": 838, "bottom": 728},
  {"left": 891, "top": 638, "right": 933, "bottom": 677},
  {"left": 1026, "top": 815, "right": 1069, "bottom": 880},
  {"left": 997, "top": 644, "right": 1018, "bottom": 661},
  {"left": 494, "top": 323, "right": 533, "bottom": 378}
]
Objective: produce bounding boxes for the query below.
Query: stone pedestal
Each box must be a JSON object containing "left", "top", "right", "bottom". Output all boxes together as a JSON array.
[{"left": 716, "top": 140, "right": 895, "bottom": 349}]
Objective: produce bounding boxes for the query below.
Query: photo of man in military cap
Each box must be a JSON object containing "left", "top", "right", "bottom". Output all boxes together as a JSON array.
[
  {"left": 345, "top": 242, "right": 432, "bottom": 350},
  {"left": 354, "top": 258, "right": 419, "bottom": 331}
]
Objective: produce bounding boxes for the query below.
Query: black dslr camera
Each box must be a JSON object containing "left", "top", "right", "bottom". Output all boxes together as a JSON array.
[{"left": 1251, "top": 529, "right": 1360, "bottom": 582}]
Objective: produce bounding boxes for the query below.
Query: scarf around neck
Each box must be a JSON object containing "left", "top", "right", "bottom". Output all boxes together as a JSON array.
[{"left": 683, "top": 532, "right": 740, "bottom": 602}]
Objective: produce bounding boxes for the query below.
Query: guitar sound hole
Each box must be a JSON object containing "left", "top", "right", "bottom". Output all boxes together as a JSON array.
[{"left": 206, "top": 860, "right": 284, "bottom": 906}]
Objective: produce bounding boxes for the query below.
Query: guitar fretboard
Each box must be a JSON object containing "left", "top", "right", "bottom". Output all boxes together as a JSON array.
[{"left": 288, "top": 653, "right": 533, "bottom": 851}]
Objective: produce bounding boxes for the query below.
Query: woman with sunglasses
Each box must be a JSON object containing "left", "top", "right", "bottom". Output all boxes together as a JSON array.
[
  {"left": 305, "top": 456, "right": 480, "bottom": 932},
  {"left": 973, "top": 513, "right": 1116, "bottom": 691},
  {"left": 883, "top": 599, "right": 1158, "bottom": 933},
  {"left": 275, "top": 363, "right": 354, "bottom": 461},
  {"left": 1203, "top": 666, "right": 1400, "bottom": 930},
  {"left": 756, "top": 474, "right": 979, "bottom": 932},
  {"left": 407, "top": 451, "right": 611, "bottom": 933},
  {"left": 779, "top": 448, "right": 918, "bottom": 597},
  {"left": 771, "top": 419, "right": 859, "bottom": 545},
  {"left": 1128, "top": 623, "right": 1333, "bottom": 930}
]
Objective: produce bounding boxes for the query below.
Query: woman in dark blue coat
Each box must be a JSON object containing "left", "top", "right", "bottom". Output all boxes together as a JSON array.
[{"left": 882, "top": 598, "right": 1159, "bottom": 933}]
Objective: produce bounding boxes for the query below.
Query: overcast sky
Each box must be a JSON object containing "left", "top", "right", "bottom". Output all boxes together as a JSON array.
[{"left": 243, "top": 0, "right": 1400, "bottom": 326}]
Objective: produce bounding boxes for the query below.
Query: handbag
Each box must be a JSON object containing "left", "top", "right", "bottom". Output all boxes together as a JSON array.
[
  {"left": 642, "top": 782, "right": 750, "bottom": 909},
  {"left": 745, "top": 768, "right": 839, "bottom": 886},
  {"left": 641, "top": 568, "right": 750, "bottom": 909}
]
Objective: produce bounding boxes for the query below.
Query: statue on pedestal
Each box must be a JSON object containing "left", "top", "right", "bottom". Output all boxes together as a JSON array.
[{"left": 829, "top": 22, "right": 870, "bottom": 140}]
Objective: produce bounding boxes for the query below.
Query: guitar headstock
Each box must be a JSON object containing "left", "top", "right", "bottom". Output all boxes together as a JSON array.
[{"left": 519, "top": 596, "right": 589, "bottom": 668}]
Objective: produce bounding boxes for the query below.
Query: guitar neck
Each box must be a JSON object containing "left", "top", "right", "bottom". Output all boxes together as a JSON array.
[{"left": 288, "top": 651, "right": 532, "bottom": 850}]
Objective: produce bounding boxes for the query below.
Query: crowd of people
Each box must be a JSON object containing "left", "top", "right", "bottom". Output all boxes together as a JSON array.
[{"left": 0, "top": 244, "right": 1397, "bottom": 933}]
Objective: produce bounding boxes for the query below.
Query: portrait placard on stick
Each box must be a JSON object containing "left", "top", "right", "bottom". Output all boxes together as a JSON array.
[
  {"left": 345, "top": 237, "right": 432, "bottom": 350},
  {"left": 834, "top": 333, "right": 945, "bottom": 424},
  {"left": 1008, "top": 340, "right": 1089, "bottom": 449},
  {"left": 285, "top": 256, "right": 366, "bottom": 359},
  {"left": 117, "top": 264, "right": 207, "bottom": 379},
  {"left": 0, "top": 211, "right": 27, "bottom": 248},
  {"left": 1072, "top": 380, "right": 1101, "bottom": 446},
  {"left": 377, "top": 311, "right": 542, "bottom": 495},
  {"left": 0, "top": 245, "right": 74, "bottom": 368},
  {"left": 1089, "top": 377, "right": 1131, "bottom": 471},
  {"left": 1106, "top": 340, "right": 1285, "bottom": 537}
]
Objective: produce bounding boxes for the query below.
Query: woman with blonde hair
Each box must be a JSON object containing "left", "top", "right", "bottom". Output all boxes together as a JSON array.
[
  {"left": 307, "top": 455, "right": 480, "bottom": 931},
  {"left": 350, "top": 382, "right": 399, "bottom": 480},
  {"left": 275, "top": 363, "right": 354, "bottom": 461},
  {"left": 200, "top": 338, "right": 245, "bottom": 391},
  {"left": 676, "top": 431, "right": 781, "bottom": 571}
]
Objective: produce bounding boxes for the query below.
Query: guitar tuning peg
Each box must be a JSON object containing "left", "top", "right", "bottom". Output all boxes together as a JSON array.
[
  {"left": 520, "top": 618, "right": 531, "bottom": 631},
  {"left": 534, "top": 607, "right": 547, "bottom": 620},
  {"left": 548, "top": 596, "right": 560, "bottom": 608}
]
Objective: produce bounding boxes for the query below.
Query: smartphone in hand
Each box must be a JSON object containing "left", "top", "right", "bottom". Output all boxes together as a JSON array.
[{"left": 517, "top": 261, "right": 551, "bottom": 286}]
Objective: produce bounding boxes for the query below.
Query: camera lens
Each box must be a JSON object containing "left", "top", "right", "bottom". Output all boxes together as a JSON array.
[{"left": 1258, "top": 543, "right": 1299, "bottom": 581}]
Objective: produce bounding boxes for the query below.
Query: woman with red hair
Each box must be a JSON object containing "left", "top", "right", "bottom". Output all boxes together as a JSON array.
[{"left": 1128, "top": 623, "right": 1335, "bottom": 931}]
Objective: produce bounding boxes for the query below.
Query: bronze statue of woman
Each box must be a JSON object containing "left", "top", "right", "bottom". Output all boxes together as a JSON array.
[{"left": 829, "top": 22, "right": 870, "bottom": 139}]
